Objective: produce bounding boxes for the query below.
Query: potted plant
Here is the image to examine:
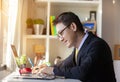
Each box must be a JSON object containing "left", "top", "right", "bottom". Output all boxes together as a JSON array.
[
  {"left": 33, "top": 18, "right": 44, "bottom": 35},
  {"left": 26, "top": 18, "right": 33, "bottom": 28},
  {"left": 26, "top": 18, "right": 34, "bottom": 34}
]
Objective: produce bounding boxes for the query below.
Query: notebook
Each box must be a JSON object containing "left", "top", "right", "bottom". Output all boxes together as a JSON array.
[{"left": 11, "top": 44, "right": 55, "bottom": 80}]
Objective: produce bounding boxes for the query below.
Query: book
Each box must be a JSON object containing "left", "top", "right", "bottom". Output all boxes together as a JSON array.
[{"left": 50, "top": 16, "right": 57, "bottom": 36}]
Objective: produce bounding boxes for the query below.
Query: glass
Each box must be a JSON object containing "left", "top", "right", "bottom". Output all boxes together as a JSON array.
[{"left": 57, "top": 24, "right": 70, "bottom": 39}]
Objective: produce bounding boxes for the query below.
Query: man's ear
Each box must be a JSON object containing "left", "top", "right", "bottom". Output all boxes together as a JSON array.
[{"left": 70, "top": 22, "right": 77, "bottom": 32}]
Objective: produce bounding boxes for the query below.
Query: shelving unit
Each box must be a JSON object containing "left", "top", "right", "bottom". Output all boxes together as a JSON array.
[{"left": 22, "top": 0, "right": 102, "bottom": 66}]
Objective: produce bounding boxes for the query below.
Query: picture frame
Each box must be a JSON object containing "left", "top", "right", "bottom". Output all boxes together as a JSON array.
[
  {"left": 90, "top": 11, "right": 96, "bottom": 21},
  {"left": 83, "top": 21, "right": 96, "bottom": 34},
  {"left": 114, "top": 44, "right": 120, "bottom": 60}
]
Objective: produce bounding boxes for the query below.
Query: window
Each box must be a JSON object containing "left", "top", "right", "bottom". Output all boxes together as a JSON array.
[{"left": 0, "top": 0, "right": 23, "bottom": 71}]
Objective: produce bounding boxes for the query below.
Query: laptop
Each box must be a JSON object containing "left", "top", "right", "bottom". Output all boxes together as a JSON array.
[
  {"left": 11, "top": 44, "right": 55, "bottom": 80},
  {"left": 12, "top": 73, "right": 55, "bottom": 80}
]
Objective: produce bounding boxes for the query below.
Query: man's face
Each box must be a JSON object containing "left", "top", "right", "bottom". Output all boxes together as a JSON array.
[{"left": 56, "top": 23, "right": 77, "bottom": 48}]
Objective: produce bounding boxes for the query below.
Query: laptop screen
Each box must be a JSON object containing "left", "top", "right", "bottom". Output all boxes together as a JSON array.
[
  {"left": 11, "top": 45, "right": 18, "bottom": 58},
  {"left": 11, "top": 44, "right": 20, "bottom": 68}
]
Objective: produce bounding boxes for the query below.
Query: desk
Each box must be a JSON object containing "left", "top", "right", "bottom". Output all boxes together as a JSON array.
[{"left": 2, "top": 72, "right": 81, "bottom": 82}]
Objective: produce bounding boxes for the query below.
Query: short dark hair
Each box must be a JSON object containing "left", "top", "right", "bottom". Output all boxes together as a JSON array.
[{"left": 53, "top": 12, "right": 84, "bottom": 32}]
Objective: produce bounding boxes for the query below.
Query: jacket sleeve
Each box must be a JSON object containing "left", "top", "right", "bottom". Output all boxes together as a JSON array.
[{"left": 53, "top": 50, "right": 76, "bottom": 76}]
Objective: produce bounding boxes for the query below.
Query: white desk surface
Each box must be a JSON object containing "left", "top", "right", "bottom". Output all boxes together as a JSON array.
[{"left": 2, "top": 72, "right": 81, "bottom": 82}]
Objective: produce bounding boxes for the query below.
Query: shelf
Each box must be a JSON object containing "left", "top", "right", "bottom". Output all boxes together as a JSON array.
[
  {"left": 35, "top": 0, "right": 100, "bottom": 8},
  {"left": 50, "top": 0, "right": 99, "bottom": 8},
  {"left": 24, "top": 35, "right": 47, "bottom": 39},
  {"left": 49, "top": 36, "right": 57, "bottom": 39},
  {"left": 24, "top": 35, "right": 58, "bottom": 39}
]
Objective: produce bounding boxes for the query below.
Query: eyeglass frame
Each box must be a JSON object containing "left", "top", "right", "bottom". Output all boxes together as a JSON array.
[{"left": 57, "top": 24, "right": 71, "bottom": 38}]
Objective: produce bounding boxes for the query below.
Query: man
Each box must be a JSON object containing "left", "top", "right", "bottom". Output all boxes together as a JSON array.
[{"left": 34, "top": 12, "right": 116, "bottom": 82}]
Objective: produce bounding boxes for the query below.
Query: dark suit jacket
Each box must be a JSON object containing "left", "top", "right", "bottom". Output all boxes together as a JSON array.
[{"left": 53, "top": 32, "right": 116, "bottom": 82}]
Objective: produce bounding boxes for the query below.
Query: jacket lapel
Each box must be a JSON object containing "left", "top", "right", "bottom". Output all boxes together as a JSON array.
[{"left": 76, "top": 32, "right": 94, "bottom": 65}]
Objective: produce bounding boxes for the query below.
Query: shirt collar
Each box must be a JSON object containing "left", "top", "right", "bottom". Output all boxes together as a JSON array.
[{"left": 77, "top": 32, "right": 89, "bottom": 51}]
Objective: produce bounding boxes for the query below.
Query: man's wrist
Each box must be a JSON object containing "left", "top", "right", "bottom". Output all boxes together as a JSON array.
[{"left": 50, "top": 67, "right": 54, "bottom": 75}]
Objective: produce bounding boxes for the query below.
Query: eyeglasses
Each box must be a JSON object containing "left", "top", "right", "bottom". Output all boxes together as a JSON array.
[{"left": 57, "top": 24, "right": 70, "bottom": 39}]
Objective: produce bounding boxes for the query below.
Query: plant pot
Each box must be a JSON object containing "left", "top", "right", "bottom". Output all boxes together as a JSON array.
[
  {"left": 27, "top": 28, "right": 33, "bottom": 34},
  {"left": 33, "top": 24, "right": 44, "bottom": 35}
]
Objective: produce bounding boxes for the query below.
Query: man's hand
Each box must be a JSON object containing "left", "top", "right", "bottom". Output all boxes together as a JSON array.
[
  {"left": 38, "top": 67, "right": 54, "bottom": 75},
  {"left": 32, "top": 64, "right": 47, "bottom": 74}
]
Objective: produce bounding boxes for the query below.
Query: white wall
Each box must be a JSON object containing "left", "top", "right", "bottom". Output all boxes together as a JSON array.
[
  {"left": 102, "top": 0, "right": 115, "bottom": 52},
  {"left": 102, "top": 0, "right": 120, "bottom": 54},
  {"left": 114, "top": 0, "right": 120, "bottom": 44},
  {"left": 102, "top": 0, "right": 120, "bottom": 82}
]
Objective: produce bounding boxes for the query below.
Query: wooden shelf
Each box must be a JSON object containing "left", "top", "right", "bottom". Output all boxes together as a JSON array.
[{"left": 25, "top": 35, "right": 47, "bottom": 39}]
